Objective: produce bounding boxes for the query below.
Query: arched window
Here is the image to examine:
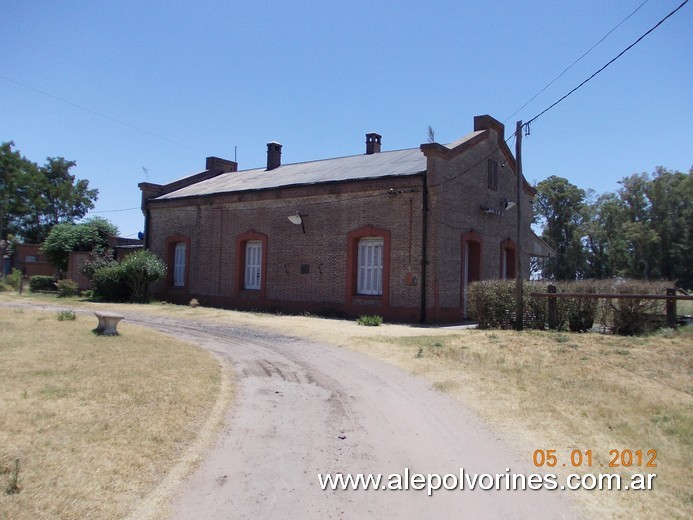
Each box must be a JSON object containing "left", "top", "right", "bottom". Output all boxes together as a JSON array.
[
  {"left": 346, "top": 225, "right": 390, "bottom": 305},
  {"left": 357, "top": 237, "right": 384, "bottom": 295},
  {"left": 236, "top": 231, "right": 268, "bottom": 297},
  {"left": 461, "top": 230, "right": 483, "bottom": 316},
  {"left": 244, "top": 240, "right": 262, "bottom": 290},
  {"left": 165, "top": 235, "right": 190, "bottom": 289},
  {"left": 173, "top": 242, "right": 186, "bottom": 287},
  {"left": 500, "top": 239, "right": 516, "bottom": 279}
]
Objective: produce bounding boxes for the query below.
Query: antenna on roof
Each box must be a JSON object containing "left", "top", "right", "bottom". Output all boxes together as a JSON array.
[
  {"left": 234, "top": 146, "right": 237, "bottom": 163},
  {"left": 427, "top": 125, "right": 435, "bottom": 143}
]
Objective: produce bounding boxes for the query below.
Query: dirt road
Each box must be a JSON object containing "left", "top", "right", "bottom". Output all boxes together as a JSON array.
[
  {"left": 4, "top": 301, "right": 575, "bottom": 518},
  {"left": 123, "top": 313, "right": 576, "bottom": 520}
]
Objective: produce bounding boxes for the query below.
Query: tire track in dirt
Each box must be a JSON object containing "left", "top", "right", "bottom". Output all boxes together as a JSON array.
[
  {"left": 3, "top": 303, "right": 577, "bottom": 519},
  {"left": 125, "top": 313, "right": 577, "bottom": 520}
]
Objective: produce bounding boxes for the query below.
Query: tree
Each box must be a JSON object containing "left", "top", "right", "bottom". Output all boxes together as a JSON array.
[
  {"left": 582, "top": 192, "right": 626, "bottom": 279},
  {"left": 0, "top": 142, "right": 31, "bottom": 241},
  {"left": 0, "top": 142, "right": 27, "bottom": 267},
  {"left": 41, "top": 217, "right": 119, "bottom": 272},
  {"left": 534, "top": 167, "right": 691, "bottom": 288},
  {"left": 645, "top": 167, "right": 692, "bottom": 288},
  {"left": 617, "top": 173, "right": 660, "bottom": 279},
  {"left": 0, "top": 141, "right": 98, "bottom": 243},
  {"left": 533, "top": 176, "right": 586, "bottom": 280}
]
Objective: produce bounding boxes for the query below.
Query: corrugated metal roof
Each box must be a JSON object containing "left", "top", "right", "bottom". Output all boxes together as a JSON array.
[
  {"left": 531, "top": 232, "right": 556, "bottom": 257},
  {"left": 157, "top": 131, "right": 482, "bottom": 200},
  {"left": 158, "top": 148, "right": 426, "bottom": 200}
]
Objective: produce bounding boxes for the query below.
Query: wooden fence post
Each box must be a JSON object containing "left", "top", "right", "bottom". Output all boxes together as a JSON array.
[
  {"left": 666, "top": 288, "right": 677, "bottom": 328},
  {"left": 548, "top": 284, "right": 557, "bottom": 330}
]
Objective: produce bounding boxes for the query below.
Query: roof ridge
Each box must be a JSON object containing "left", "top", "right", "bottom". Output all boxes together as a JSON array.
[{"left": 234, "top": 146, "right": 421, "bottom": 173}]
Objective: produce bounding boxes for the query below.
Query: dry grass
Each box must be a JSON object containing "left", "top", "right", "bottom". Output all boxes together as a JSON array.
[
  {"left": 0, "top": 307, "right": 228, "bottom": 520},
  {"left": 2, "top": 292, "right": 691, "bottom": 518},
  {"left": 125, "top": 299, "right": 691, "bottom": 519},
  {"left": 347, "top": 328, "right": 692, "bottom": 519}
]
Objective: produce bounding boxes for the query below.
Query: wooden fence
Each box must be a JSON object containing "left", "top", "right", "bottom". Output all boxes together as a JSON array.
[{"left": 529, "top": 285, "right": 693, "bottom": 330}]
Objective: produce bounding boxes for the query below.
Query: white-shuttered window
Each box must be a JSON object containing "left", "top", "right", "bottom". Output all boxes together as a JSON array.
[
  {"left": 244, "top": 241, "right": 262, "bottom": 290},
  {"left": 173, "top": 242, "right": 186, "bottom": 287},
  {"left": 357, "top": 238, "right": 383, "bottom": 295}
]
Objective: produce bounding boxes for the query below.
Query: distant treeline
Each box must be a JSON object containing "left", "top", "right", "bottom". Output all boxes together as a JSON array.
[{"left": 533, "top": 166, "right": 692, "bottom": 289}]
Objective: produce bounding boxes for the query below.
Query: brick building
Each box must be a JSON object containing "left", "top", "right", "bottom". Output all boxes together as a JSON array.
[
  {"left": 139, "top": 115, "right": 547, "bottom": 323},
  {"left": 12, "top": 244, "right": 56, "bottom": 278}
]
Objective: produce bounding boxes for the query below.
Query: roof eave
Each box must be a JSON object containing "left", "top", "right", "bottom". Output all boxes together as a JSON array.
[{"left": 149, "top": 171, "right": 427, "bottom": 204}]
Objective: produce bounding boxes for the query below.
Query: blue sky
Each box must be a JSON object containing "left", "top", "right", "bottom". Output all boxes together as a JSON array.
[{"left": 1, "top": 0, "right": 691, "bottom": 238}]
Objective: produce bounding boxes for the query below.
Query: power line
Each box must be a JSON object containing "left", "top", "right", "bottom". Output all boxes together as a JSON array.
[
  {"left": 525, "top": 0, "right": 689, "bottom": 128},
  {"left": 504, "top": 0, "right": 652, "bottom": 123},
  {"left": 0, "top": 74, "right": 208, "bottom": 154},
  {"left": 90, "top": 206, "right": 141, "bottom": 213},
  {"left": 426, "top": 132, "right": 517, "bottom": 190}
]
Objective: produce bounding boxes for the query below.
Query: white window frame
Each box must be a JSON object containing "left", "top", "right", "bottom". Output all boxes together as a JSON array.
[
  {"left": 244, "top": 241, "right": 262, "bottom": 290},
  {"left": 357, "top": 237, "right": 383, "bottom": 296},
  {"left": 173, "top": 242, "right": 186, "bottom": 287}
]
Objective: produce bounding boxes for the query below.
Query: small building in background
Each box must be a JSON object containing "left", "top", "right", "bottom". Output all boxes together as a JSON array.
[
  {"left": 12, "top": 244, "right": 56, "bottom": 278},
  {"left": 11, "top": 236, "right": 144, "bottom": 291},
  {"left": 109, "top": 236, "right": 144, "bottom": 261},
  {"left": 66, "top": 236, "right": 144, "bottom": 290}
]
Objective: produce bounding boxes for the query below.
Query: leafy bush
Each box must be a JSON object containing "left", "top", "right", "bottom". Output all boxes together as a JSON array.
[
  {"left": 548, "top": 279, "right": 667, "bottom": 335},
  {"left": 79, "top": 252, "right": 117, "bottom": 281},
  {"left": 606, "top": 280, "right": 668, "bottom": 335},
  {"left": 467, "top": 280, "right": 540, "bottom": 329},
  {"left": 56, "top": 279, "right": 79, "bottom": 298},
  {"left": 29, "top": 275, "right": 57, "bottom": 293},
  {"left": 467, "top": 279, "right": 509, "bottom": 329},
  {"left": 119, "top": 250, "right": 166, "bottom": 303},
  {"left": 90, "top": 250, "right": 166, "bottom": 303},
  {"left": 468, "top": 278, "right": 672, "bottom": 335},
  {"left": 91, "top": 265, "right": 129, "bottom": 302},
  {"left": 523, "top": 281, "right": 550, "bottom": 329},
  {"left": 357, "top": 314, "right": 383, "bottom": 326},
  {"left": 6, "top": 268, "right": 23, "bottom": 291},
  {"left": 553, "top": 280, "right": 605, "bottom": 332}
]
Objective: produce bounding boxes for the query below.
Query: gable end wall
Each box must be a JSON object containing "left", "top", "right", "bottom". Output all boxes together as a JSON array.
[{"left": 425, "top": 127, "right": 534, "bottom": 321}]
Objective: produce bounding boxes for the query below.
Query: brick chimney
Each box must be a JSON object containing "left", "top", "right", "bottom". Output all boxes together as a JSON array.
[
  {"left": 266, "top": 142, "right": 282, "bottom": 170},
  {"left": 365, "top": 133, "right": 382, "bottom": 154},
  {"left": 206, "top": 156, "right": 238, "bottom": 173}
]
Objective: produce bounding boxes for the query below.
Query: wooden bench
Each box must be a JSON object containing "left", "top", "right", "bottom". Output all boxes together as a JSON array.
[{"left": 94, "top": 312, "right": 125, "bottom": 336}]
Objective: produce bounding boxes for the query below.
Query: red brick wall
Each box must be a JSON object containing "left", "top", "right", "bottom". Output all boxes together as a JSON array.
[
  {"left": 66, "top": 251, "right": 92, "bottom": 290},
  {"left": 423, "top": 125, "right": 535, "bottom": 320},
  {"left": 13, "top": 244, "right": 56, "bottom": 278},
  {"left": 146, "top": 176, "right": 426, "bottom": 322},
  {"left": 145, "top": 124, "right": 534, "bottom": 323}
]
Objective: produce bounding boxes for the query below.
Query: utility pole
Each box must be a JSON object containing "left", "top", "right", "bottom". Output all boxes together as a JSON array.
[{"left": 515, "top": 121, "right": 524, "bottom": 331}]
